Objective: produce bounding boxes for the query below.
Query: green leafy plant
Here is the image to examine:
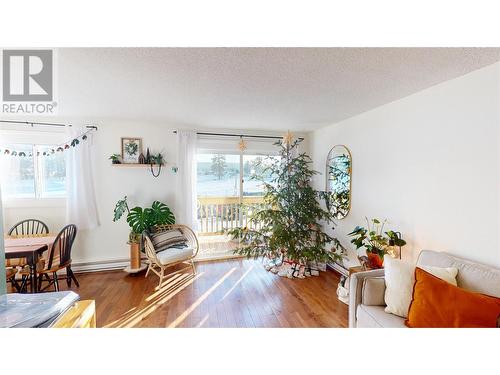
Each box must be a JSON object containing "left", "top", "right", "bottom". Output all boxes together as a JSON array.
[
  {"left": 150, "top": 153, "right": 164, "bottom": 165},
  {"left": 226, "top": 138, "right": 340, "bottom": 265},
  {"left": 113, "top": 196, "right": 129, "bottom": 221},
  {"left": 109, "top": 153, "right": 121, "bottom": 164},
  {"left": 149, "top": 200, "right": 175, "bottom": 224},
  {"left": 347, "top": 217, "right": 406, "bottom": 258},
  {"left": 113, "top": 196, "right": 175, "bottom": 243}
]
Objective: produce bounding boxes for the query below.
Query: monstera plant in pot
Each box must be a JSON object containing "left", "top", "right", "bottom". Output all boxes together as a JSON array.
[
  {"left": 113, "top": 196, "right": 175, "bottom": 270},
  {"left": 347, "top": 218, "right": 406, "bottom": 269}
]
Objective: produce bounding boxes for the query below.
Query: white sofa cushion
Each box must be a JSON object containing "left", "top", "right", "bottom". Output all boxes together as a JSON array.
[
  {"left": 356, "top": 305, "right": 406, "bottom": 328},
  {"left": 352, "top": 251, "right": 500, "bottom": 328},
  {"left": 384, "top": 257, "right": 458, "bottom": 318},
  {"left": 361, "top": 277, "right": 386, "bottom": 306},
  {"left": 156, "top": 246, "right": 194, "bottom": 265}
]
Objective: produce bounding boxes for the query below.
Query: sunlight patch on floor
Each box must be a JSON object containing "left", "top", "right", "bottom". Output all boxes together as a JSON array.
[
  {"left": 168, "top": 267, "right": 237, "bottom": 328},
  {"left": 145, "top": 271, "right": 189, "bottom": 302},
  {"left": 196, "top": 314, "right": 210, "bottom": 327},
  {"left": 104, "top": 271, "right": 204, "bottom": 328},
  {"left": 221, "top": 264, "right": 254, "bottom": 300}
]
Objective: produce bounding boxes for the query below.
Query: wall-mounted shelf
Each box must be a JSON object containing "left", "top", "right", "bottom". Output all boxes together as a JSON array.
[{"left": 111, "top": 163, "right": 165, "bottom": 168}]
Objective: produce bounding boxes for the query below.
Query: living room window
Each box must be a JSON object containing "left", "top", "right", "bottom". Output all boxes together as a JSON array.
[{"left": 0, "top": 143, "right": 67, "bottom": 199}]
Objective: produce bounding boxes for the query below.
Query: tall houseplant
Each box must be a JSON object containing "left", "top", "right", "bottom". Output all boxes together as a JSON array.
[
  {"left": 113, "top": 196, "right": 175, "bottom": 269},
  {"left": 347, "top": 218, "right": 406, "bottom": 268},
  {"left": 227, "top": 138, "right": 339, "bottom": 271}
]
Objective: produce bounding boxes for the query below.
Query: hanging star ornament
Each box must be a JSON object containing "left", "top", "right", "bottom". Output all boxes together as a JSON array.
[
  {"left": 282, "top": 130, "right": 294, "bottom": 146},
  {"left": 238, "top": 137, "right": 247, "bottom": 151}
]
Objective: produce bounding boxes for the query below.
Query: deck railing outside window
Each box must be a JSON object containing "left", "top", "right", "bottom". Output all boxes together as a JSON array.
[{"left": 197, "top": 196, "right": 265, "bottom": 235}]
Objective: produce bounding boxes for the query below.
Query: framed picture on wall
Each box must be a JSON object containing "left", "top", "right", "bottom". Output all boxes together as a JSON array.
[{"left": 121, "top": 137, "right": 143, "bottom": 164}]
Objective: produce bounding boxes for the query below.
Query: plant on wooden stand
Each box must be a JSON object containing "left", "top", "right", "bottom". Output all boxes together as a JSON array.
[
  {"left": 113, "top": 196, "right": 175, "bottom": 269},
  {"left": 347, "top": 218, "right": 406, "bottom": 269}
]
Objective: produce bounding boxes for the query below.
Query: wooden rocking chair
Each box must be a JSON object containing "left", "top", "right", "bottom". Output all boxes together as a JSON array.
[{"left": 142, "top": 224, "right": 199, "bottom": 289}]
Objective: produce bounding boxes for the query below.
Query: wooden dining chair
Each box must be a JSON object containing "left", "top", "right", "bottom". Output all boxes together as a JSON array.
[
  {"left": 19, "top": 224, "right": 79, "bottom": 292},
  {"left": 8, "top": 219, "right": 50, "bottom": 290},
  {"left": 37, "top": 224, "right": 79, "bottom": 292},
  {"left": 5, "top": 267, "right": 21, "bottom": 292},
  {"left": 8, "top": 219, "right": 49, "bottom": 236}
]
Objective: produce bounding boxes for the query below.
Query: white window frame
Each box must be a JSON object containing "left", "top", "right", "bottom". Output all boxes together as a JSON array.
[
  {"left": 0, "top": 127, "right": 67, "bottom": 203},
  {"left": 2, "top": 142, "right": 67, "bottom": 202}
]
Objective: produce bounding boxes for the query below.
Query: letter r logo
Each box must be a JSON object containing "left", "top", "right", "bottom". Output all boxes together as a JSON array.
[{"left": 2, "top": 50, "right": 53, "bottom": 101}]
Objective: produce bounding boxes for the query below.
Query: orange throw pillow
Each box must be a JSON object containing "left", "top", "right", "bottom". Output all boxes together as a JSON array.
[{"left": 405, "top": 267, "right": 500, "bottom": 328}]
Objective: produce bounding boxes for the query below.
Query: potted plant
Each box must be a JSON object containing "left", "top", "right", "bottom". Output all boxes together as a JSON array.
[
  {"left": 109, "top": 154, "right": 121, "bottom": 164},
  {"left": 113, "top": 196, "right": 175, "bottom": 270},
  {"left": 150, "top": 152, "right": 164, "bottom": 165},
  {"left": 347, "top": 218, "right": 406, "bottom": 269}
]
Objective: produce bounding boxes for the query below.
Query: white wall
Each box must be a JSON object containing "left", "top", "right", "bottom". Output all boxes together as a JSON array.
[
  {"left": 2, "top": 120, "right": 302, "bottom": 267},
  {"left": 310, "top": 62, "right": 500, "bottom": 268},
  {"left": 3, "top": 121, "right": 180, "bottom": 265}
]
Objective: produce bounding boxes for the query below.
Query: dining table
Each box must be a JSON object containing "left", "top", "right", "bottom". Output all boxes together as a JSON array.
[{"left": 4, "top": 235, "right": 57, "bottom": 293}]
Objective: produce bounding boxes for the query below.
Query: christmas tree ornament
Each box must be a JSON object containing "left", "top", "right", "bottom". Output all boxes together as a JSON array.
[{"left": 282, "top": 130, "right": 294, "bottom": 146}]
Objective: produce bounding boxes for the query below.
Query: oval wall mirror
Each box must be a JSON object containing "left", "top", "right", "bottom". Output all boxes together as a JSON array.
[{"left": 326, "top": 145, "right": 352, "bottom": 220}]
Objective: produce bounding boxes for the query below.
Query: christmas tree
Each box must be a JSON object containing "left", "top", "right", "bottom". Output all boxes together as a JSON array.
[{"left": 227, "top": 135, "right": 339, "bottom": 268}]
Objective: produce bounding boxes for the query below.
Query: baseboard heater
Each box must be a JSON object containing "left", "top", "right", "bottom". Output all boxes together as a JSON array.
[{"left": 71, "top": 258, "right": 130, "bottom": 273}]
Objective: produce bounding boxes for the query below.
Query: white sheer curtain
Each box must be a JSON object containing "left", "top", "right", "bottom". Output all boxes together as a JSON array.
[
  {"left": 175, "top": 130, "right": 198, "bottom": 230},
  {"left": 66, "top": 126, "right": 100, "bottom": 230}
]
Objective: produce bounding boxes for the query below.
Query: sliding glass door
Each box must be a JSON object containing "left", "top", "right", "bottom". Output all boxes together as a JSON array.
[
  {"left": 195, "top": 147, "right": 276, "bottom": 261},
  {"left": 196, "top": 152, "right": 241, "bottom": 260}
]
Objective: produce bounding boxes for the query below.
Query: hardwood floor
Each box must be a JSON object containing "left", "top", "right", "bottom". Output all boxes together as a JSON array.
[
  {"left": 9, "top": 258, "right": 348, "bottom": 328},
  {"left": 196, "top": 234, "right": 240, "bottom": 261}
]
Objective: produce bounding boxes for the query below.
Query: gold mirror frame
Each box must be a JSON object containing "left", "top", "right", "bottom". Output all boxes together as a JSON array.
[{"left": 326, "top": 145, "right": 352, "bottom": 220}]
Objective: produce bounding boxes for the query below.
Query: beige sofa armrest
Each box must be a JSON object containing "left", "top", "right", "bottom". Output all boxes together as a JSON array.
[{"left": 349, "top": 269, "right": 385, "bottom": 328}]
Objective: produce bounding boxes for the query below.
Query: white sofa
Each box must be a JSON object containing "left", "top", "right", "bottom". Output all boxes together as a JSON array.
[{"left": 349, "top": 250, "right": 500, "bottom": 328}]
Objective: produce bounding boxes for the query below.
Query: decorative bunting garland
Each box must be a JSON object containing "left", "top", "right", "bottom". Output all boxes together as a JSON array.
[{"left": 0, "top": 130, "right": 92, "bottom": 157}]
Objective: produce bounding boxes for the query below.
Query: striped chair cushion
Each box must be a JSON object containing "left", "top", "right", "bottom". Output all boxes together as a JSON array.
[{"left": 150, "top": 229, "right": 187, "bottom": 253}]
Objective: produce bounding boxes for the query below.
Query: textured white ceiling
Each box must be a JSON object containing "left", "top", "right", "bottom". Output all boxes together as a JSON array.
[{"left": 57, "top": 48, "right": 500, "bottom": 131}]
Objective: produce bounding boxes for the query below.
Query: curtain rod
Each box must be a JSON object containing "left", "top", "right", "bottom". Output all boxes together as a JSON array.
[
  {"left": 173, "top": 130, "right": 303, "bottom": 141},
  {"left": 0, "top": 119, "right": 98, "bottom": 130}
]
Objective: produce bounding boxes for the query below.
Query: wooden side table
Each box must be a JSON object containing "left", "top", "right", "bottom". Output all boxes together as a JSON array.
[{"left": 349, "top": 266, "right": 367, "bottom": 276}]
